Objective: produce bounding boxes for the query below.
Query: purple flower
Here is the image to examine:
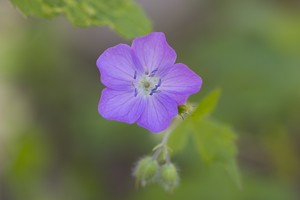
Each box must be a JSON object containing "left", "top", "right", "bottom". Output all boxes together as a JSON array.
[{"left": 97, "top": 32, "right": 202, "bottom": 133}]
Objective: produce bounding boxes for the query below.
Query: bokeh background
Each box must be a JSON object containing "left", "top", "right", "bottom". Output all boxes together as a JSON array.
[{"left": 1, "top": 0, "right": 300, "bottom": 199}]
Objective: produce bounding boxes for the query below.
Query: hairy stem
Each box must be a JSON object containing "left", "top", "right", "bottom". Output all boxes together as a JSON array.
[{"left": 152, "top": 120, "right": 179, "bottom": 161}]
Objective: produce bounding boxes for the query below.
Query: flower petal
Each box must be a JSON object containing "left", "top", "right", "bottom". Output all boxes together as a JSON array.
[
  {"left": 99, "top": 88, "right": 146, "bottom": 124},
  {"left": 137, "top": 93, "right": 178, "bottom": 133},
  {"left": 132, "top": 32, "right": 176, "bottom": 75},
  {"left": 163, "top": 93, "right": 188, "bottom": 105},
  {"left": 160, "top": 63, "right": 202, "bottom": 99},
  {"left": 96, "top": 44, "right": 137, "bottom": 90}
]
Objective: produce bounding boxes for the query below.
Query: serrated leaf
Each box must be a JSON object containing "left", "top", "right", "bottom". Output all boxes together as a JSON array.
[
  {"left": 10, "top": 0, "right": 152, "bottom": 39},
  {"left": 191, "top": 88, "right": 221, "bottom": 121},
  {"left": 191, "top": 119, "right": 241, "bottom": 187},
  {"left": 192, "top": 119, "right": 237, "bottom": 164}
]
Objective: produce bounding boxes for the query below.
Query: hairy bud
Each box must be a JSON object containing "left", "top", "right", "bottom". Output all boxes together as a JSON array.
[
  {"left": 133, "top": 157, "right": 159, "bottom": 187},
  {"left": 160, "top": 163, "right": 179, "bottom": 192},
  {"left": 178, "top": 103, "right": 194, "bottom": 117}
]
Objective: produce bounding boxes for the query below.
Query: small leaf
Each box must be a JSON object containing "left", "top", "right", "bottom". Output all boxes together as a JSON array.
[
  {"left": 191, "top": 119, "right": 241, "bottom": 187},
  {"left": 168, "top": 89, "right": 221, "bottom": 153},
  {"left": 167, "top": 120, "right": 191, "bottom": 153},
  {"left": 191, "top": 88, "right": 221, "bottom": 120},
  {"left": 192, "top": 119, "right": 237, "bottom": 164},
  {"left": 9, "top": 0, "right": 152, "bottom": 39},
  {"left": 224, "top": 160, "right": 242, "bottom": 189}
]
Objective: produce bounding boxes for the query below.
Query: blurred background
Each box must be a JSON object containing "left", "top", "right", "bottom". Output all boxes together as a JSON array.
[{"left": 0, "top": 0, "right": 300, "bottom": 199}]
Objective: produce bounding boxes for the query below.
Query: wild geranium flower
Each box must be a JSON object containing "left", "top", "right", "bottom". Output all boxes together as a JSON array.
[{"left": 97, "top": 32, "right": 202, "bottom": 133}]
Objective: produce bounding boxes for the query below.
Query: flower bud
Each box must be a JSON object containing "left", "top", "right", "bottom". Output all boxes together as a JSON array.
[
  {"left": 178, "top": 105, "right": 188, "bottom": 115},
  {"left": 160, "top": 163, "right": 179, "bottom": 192},
  {"left": 178, "top": 103, "right": 194, "bottom": 117},
  {"left": 133, "top": 156, "right": 159, "bottom": 187}
]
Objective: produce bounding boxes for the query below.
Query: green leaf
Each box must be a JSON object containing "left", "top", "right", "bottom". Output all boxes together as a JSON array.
[
  {"left": 10, "top": 0, "right": 64, "bottom": 18},
  {"left": 166, "top": 89, "right": 241, "bottom": 187},
  {"left": 192, "top": 119, "right": 237, "bottom": 164},
  {"left": 192, "top": 119, "right": 241, "bottom": 187},
  {"left": 167, "top": 120, "right": 191, "bottom": 153},
  {"left": 224, "top": 160, "right": 242, "bottom": 189},
  {"left": 168, "top": 89, "right": 221, "bottom": 153},
  {"left": 10, "top": 0, "right": 152, "bottom": 39},
  {"left": 191, "top": 88, "right": 221, "bottom": 120}
]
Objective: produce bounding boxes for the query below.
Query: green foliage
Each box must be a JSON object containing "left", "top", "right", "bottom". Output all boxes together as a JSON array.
[
  {"left": 192, "top": 119, "right": 237, "bottom": 164},
  {"left": 169, "top": 89, "right": 221, "bottom": 152},
  {"left": 191, "top": 88, "right": 221, "bottom": 120},
  {"left": 167, "top": 120, "right": 191, "bottom": 153},
  {"left": 168, "top": 89, "right": 240, "bottom": 187},
  {"left": 225, "top": 160, "right": 242, "bottom": 189},
  {"left": 9, "top": 0, "right": 152, "bottom": 39},
  {"left": 5, "top": 127, "right": 52, "bottom": 199},
  {"left": 134, "top": 168, "right": 297, "bottom": 200}
]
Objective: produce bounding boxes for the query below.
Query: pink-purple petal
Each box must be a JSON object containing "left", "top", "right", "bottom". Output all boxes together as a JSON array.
[
  {"left": 96, "top": 44, "right": 136, "bottom": 91},
  {"left": 132, "top": 32, "right": 176, "bottom": 75},
  {"left": 163, "top": 92, "right": 189, "bottom": 105},
  {"left": 96, "top": 32, "right": 203, "bottom": 133},
  {"left": 160, "top": 63, "right": 202, "bottom": 97},
  {"left": 137, "top": 93, "right": 178, "bottom": 133},
  {"left": 99, "top": 88, "right": 146, "bottom": 124}
]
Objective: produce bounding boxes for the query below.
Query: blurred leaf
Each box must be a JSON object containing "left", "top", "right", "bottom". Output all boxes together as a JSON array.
[
  {"left": 168, "top": 89, "right": 240, "bottom": 186},
  {"left": 168, "top": 89, "right": 221, "bottom": 153},
  {"left": 192, "top": 119, "right": 240, "bottom": 186},
  {"left": 191, "top": 88, "right": 221, "bottom": 120},
  {"left": 192, "top": 119, "right": 237, "bottom": 164},
  {"left": 9, "top": 0, "right": 152, "bottom": 39},
  {"left": 168, "top": 120, "right": 191, "bottom": 153},
  {"left": 224, "top": 160, "right": 242, "bottom": 189},
  {"left": 5, "top": 127, "right": 52, "bottom": 199},
  {"left": 8, "top": 128, "right": 51, "bottom": 175}
]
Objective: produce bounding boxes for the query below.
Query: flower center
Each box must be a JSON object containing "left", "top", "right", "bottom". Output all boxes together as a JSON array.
[
  {"left": 133, "top": 70, "right": 161, "bottom": 97},
  {"left": 142, "top": 80, "right": 151, "bottom": 88}
]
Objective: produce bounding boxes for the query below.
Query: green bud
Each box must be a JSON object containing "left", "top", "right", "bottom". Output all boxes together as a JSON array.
[
  {"left": 178, "top": 103, "right": 194, "bottom": 117},
  {"left": 133, "top": 156, "right": 159, "bottom": 187},
  {"left": 160, "top": 163, "right": 179, "bottom": 192},
  {"left": 178, "top": 105, "right": 188, "bottom": 115}
]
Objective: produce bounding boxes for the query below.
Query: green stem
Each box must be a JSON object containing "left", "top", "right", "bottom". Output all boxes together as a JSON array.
[{"left": 152, "top": 121, "right": 177, "bottom": 161}]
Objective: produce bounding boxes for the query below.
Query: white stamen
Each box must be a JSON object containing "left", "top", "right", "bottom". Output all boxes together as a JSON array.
[{"left": 133, "top": 73, "right": 161, "bottom": 96}]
